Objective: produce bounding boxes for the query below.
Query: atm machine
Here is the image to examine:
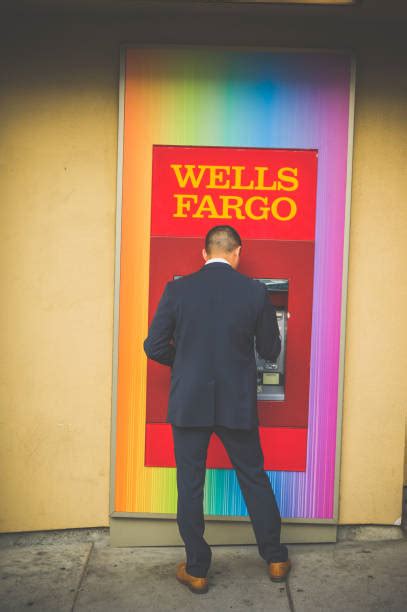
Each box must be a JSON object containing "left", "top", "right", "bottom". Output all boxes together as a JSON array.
[
  {"left": 110, "top": 46, "right": 354, "bottom": 547},
  {"left": 255, "top": 279, "right": 288, "bottom": 402}
]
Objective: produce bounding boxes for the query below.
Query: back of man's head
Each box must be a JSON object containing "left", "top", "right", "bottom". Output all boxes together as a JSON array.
[{"left": 205, "top": 225, "right": 242, "bottom": 256}]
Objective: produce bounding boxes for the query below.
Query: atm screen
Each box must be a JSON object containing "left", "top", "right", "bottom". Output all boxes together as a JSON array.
[{"left": 255, "top": 279, "right": 288, "bottom": 401}]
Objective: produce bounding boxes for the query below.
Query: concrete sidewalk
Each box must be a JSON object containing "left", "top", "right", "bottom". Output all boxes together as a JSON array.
[{"left": 1, "top": 530, "right": 406, "bottom": 611}]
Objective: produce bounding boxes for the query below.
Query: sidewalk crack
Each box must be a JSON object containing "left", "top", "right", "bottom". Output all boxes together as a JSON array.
[
  {"left": 285, "top": 576, "right": 295, "bottom": 612},
  {"left": 71, "top": 542, "right": 94, "bottom": 612}
]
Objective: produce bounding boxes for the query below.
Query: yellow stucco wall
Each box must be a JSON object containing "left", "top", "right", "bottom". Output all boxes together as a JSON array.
[
  {"left": 0, "top": 14, "right": 406, "bottom": 532},
  {"left": 0, "top": 25, "right": 119, "bottom": 532},
  {"left": 340, "top": 46, "right": 407, "bottom": 522}
]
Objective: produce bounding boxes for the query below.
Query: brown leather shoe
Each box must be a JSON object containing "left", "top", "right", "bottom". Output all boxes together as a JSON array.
[
  {"left": 268, "top": 559, "right": 291, "bottom": 582},
  {"left": 176, "top": 562, "right": 209, "bottom": 594}
]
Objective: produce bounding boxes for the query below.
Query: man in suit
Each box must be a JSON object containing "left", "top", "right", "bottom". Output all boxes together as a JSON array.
[{"left": 144, "top": 225, "right": 290, "bottom": 594}]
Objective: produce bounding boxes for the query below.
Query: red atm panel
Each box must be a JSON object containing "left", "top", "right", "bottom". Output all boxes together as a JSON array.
[
  {"left": 145, "top": 423, "right": 308, "bottom": 471},
  {"left": 145, "top": 145, "right": 317, "bottom": 471}
]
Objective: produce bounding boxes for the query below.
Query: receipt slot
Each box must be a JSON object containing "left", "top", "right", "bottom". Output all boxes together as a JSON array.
[{"left": 255, "top": 279, "right": 288, "bottom": 401}]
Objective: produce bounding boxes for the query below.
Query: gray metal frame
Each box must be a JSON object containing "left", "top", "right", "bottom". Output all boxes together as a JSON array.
[
  {"left": 109, "top": 45, "right": 357, "bottom": 529},
  {"left": 109, "top": 52, "right": 126, "bottom": 516},
  {"left": 331, "top": 57, "right": 357, "bottom": 522}
]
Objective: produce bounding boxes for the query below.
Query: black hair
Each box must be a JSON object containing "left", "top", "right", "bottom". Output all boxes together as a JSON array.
[{"left": 205, "top": 225, "right": 242, "bottom": 255}]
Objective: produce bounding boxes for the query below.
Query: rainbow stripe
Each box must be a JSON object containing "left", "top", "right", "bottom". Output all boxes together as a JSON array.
[{"left": 114, "top": 48, "right": 352, "bottom": 519}]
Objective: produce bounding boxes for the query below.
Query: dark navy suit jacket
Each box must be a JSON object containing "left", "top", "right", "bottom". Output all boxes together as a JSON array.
[{"left": 143, "top": 262, "right": 281, "bottom": 429}]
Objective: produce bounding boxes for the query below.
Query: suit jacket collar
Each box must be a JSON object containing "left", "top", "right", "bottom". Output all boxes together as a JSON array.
[{"left": 200, "top": 262, "right": 234, "bottom": 272}]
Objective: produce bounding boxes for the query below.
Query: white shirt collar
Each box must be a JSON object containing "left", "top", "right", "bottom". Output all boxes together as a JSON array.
[{"left": 204, "top": 257, "right": 231, "bottom": 266}]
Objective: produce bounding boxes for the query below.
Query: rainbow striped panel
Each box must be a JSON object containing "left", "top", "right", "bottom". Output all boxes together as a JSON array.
[{"left": 114, "top": 48, "right": 353, "bottom": 519}]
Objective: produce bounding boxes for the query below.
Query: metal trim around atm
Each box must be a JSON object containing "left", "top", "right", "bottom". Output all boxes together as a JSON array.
[
  {"left": 108, "top": 45, "right": 357, "bottom": 534},
  {"left": 109, "top": 515, "right": 338, "bottom": 547}
]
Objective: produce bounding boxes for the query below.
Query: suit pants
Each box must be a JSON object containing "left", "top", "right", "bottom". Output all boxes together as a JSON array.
[{"left": 172, "top": 424, "right": 288, "bottom": 578}]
